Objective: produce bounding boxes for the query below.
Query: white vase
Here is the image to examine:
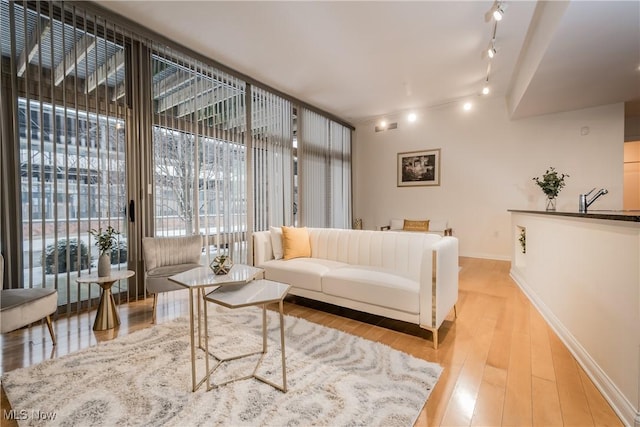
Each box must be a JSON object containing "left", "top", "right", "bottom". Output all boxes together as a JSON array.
[{"left": 98, "top": 253, "right": 111, "bottom": 277}]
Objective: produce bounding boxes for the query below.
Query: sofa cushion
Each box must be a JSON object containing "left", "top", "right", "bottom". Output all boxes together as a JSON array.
[
  {"left": 282, "top": 226, "right": 311, "bottom": 260},
  {"left": 269, "top": 226, "right": 284, "bottom": 260},
  {"left": 261, "top": 258, "right": 348, "bottom": 292},
  {"left": 403, "top": 219, "right": 430, "bottom": 232},
  {"left": 322, "top": 266, "right": 420, "bottom": 314}
]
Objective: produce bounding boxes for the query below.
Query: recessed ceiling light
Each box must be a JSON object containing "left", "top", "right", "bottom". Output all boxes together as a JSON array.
[
  {"left": 463, "top": 102, "right": 472, "bottom": 111},
  {"left": 482, "top": 86, "right": 490, "bottom": 95},
  {"left": 380, "top": 120, "right": 387, "bottom": 128},
  {"left": 407, "top": 113, "right": 417, "bottom": 122}
]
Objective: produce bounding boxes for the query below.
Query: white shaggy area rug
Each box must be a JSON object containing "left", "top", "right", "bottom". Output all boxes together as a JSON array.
[{"left": 2, "top": 305, "right": 442, "bottom": 426}]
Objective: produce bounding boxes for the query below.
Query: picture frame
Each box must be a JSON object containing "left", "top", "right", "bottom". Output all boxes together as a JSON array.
[{"left": 397, "top": 149, "right": 441, "bottom": 187}]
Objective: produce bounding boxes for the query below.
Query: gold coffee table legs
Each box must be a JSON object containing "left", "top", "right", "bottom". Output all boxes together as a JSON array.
[
  {"left": 203, "top": 301, "right": 288, "bottom": 393},
  {"left": 93, "top": 281, "right": 121, "bottom": 331},
  {"left": 187, "top": 288, "right": 211, "bottom": 392},
  {"left": 252, "top": 301, "right": 287, "bottom": 392}
]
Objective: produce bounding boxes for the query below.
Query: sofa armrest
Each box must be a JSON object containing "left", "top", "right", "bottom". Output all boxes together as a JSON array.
[
  {"left": 419, "top": 236, "right": 458, "bottom": 329},
  {"left": 252, "top": 231, "right": 274, "bottom": 266}
]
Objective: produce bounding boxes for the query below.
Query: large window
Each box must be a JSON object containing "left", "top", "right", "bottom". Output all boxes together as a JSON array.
[
  {"left": 298, "top": 108, "right": 352, "bottom": 228},
  {"left": 1, "top": 0, "right": 352, "bottom": 314},
  {"left": 1, "top": 1, "right": 130, "bottom": 312},
  {"left": 151, "top": 48, "right": 248, "bottom": 263},
  {"left": 251, "top": 87, "right": 294, "bottom": 231}
]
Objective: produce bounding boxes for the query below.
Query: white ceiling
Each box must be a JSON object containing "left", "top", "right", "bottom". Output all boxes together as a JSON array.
[{"left": 95, "top": 1, "right": 640, "bottom": 125}]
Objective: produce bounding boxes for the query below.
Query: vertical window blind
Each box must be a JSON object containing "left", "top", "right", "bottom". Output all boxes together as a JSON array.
[
  {"left": 298, "top": 108, "right": 352, "bottom": 228},
  {"left": 251, "top": 87, "right": 294, "bottom": 231},
  {"left": 151, "top": 43, "right": 248, "bottom": 263},
  {"left": 0, "top": 0, "right": 131, "bottom": 314},
  {"left": 1, "top": 0, "right": 353, "bottom": 317}
]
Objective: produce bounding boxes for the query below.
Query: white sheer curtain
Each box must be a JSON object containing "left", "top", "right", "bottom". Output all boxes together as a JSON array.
[
  {"left": 299, "top": 108, "right": 352, "bottom": 228},
  {"left": 251, "top": 88, "right": 293, "bottom": 231}
]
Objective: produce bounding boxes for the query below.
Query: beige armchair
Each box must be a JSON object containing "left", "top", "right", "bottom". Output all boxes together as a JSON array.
[
  {"left": 142, "top": 235, "right": 203, "bottom": 323},
  {"left": 0, "top": 254, "right": 58, "bottom": 344}
]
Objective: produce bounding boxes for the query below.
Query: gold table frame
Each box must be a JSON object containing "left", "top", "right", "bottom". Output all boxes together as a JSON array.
[
  {"left": 202, "top": 279, "right": 291, "bottom": 392},
  {"left": 168, "top": 264, "right": 263, "bottom": 392}
]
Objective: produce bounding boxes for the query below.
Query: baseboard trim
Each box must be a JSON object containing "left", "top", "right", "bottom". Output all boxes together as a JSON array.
[{"left": 510, "top": 268, "right": 639, "bottom": 427}]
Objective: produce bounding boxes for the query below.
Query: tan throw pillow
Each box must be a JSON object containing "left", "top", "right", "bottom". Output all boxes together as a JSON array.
[
  {"left": 403, "top": 219, "right": 430, "bottom": 232},
  {"left": 281, "top": 226, "right": 311, "bottom": 260}
]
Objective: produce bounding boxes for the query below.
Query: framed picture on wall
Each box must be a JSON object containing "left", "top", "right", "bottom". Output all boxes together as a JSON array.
[{"left": 397, "top": 149, "right": 441, "bottom": 187}]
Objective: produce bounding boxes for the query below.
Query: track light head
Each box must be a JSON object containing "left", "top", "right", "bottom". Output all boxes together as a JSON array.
[
  {"left": 493, "top": 7, "right": 504, "bottom": 21},
  {"left": 492, "top": 1, "right": 506, "bottom": 21},
  {"left": 487, "top": 46, "right": 496, "bottom": 59}
]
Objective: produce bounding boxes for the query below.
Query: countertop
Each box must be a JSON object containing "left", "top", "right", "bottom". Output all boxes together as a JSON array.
[{"left": 508, "top": 209, "right": 640, "bottom": 223}]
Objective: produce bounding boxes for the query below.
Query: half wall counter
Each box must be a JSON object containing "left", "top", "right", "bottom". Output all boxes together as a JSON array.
[{"left": 508, "top": 209, "right": 640, "bottom": 427}]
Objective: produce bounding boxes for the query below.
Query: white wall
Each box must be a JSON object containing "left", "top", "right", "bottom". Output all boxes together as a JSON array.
[
  {"left": 510, "top": 212, "right": 640, "bottom": 426},
  {"left": 352, "top": 98, "right": 624, "bottom": 260}
]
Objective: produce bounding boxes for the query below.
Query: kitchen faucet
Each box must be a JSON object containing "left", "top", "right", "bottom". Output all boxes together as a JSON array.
[{"left": 578, "top": 188, "right": 608, "bottom": 213}]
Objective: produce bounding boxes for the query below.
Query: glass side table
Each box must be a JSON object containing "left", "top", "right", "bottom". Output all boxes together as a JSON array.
[{"left": 168, "top": 264, "right": 263, "bottom": 392}]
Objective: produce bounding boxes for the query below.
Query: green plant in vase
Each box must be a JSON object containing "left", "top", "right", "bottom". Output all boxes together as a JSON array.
[
  {"left": 532, "top": 167, "right": 569, "bottom": 211},
  {"left": 90, "top": 226, "right": 120, "bottom": 277}
]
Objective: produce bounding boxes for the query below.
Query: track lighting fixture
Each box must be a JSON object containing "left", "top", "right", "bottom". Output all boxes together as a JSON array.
[
  {"left": 492, "top": 1, "right": 506, "bottom": 21},
  {"left": 479, "top": 8, "right": 501, "bottom": 99},
  {"left": 493, "top": 6, "right": 504, "bottom": 21},
  {"left": 487, "top": 45, "right": 496, "bottom": 59}
]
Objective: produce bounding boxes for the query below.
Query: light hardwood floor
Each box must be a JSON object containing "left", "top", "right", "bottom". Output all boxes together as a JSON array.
[{"left": 0, "top": 257, "right": 623, "bottom": 426}]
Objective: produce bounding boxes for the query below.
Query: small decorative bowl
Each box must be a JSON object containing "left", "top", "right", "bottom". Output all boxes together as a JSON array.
[{"left": 210, "top": 255, "right": 233, "bottom": 275}]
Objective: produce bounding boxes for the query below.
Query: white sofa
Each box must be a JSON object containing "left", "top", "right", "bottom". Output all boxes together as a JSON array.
[{"left": 253, "top": 228, "right": 459, "bottom": 348}]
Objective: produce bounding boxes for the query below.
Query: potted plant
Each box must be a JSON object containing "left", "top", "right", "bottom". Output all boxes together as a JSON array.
[
  {"left": 532, "top": 167, "right": 569, "bottom": 211},
  {"left": 90, "top": 226, "right": 120, "bottom": 277}
]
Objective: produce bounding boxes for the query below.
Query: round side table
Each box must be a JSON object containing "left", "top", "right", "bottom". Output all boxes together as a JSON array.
[{"left": 76, "top": 270, "right": 134, "bottom": 331}]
